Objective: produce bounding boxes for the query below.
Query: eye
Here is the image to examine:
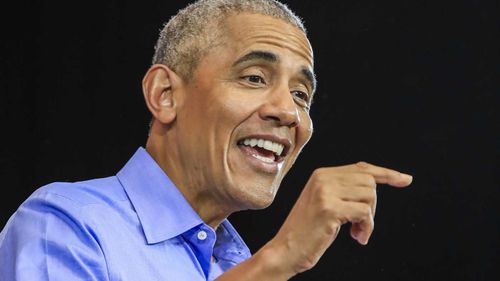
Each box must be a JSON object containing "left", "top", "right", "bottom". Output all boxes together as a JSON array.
[
  {"left": 292, "top": 90, "right": 311, "bottom": 110},
  {"left": 242, "top": 75, "right": 266, "bottom": 84},
  {"left": 292, "top": 90, "right": 310, "bottom": 103}
]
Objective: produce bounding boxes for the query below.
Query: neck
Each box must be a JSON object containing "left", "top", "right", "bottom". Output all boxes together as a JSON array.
[{"left": 145, "top": 126, "right": 233, "bottom": 229}]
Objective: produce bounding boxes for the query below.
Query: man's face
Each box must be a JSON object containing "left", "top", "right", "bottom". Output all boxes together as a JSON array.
[{"left": 174, "top": 13, "right": 314, "bottom": 211}]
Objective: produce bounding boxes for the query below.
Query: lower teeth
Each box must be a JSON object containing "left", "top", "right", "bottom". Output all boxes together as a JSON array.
[{"left": 252, "top": 154, "right": 274, "bottom": 163}]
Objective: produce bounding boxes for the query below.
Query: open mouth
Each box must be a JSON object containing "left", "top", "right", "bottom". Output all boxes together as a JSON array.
[{"left": 237, "top": 137, "right": 290, "bottom": 164}]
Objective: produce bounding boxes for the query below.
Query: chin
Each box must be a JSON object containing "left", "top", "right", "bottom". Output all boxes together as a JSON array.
[
  {"left": 246, "top": 196, "right": 274, "bottom": 210},
  {"left": 232, "top": 182, "right": 279, "bottom": 211}
]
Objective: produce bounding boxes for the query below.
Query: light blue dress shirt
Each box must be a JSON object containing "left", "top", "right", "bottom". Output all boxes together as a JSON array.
[{"left": 0, "top": 147, "right": 251, "bottom": 280}]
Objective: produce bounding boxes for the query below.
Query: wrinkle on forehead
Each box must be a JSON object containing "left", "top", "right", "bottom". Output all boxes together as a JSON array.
[{"left": 225, "top": 13, "right": 314, "bottom": 67}]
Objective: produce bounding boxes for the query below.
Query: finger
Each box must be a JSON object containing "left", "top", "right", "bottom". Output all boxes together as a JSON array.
[
  {"left": 354, "top": 161, "right": 413, "bottom": 188},
  {"left": 336, "top": 201, "right": 374, "bottom": 245},
  {"left": 350, "top": 220, "right": 373, "bottom": 245},
  {"left": 341, "top": 198, "right": 376, "bottom": 223},
  {"left": 321, "top": 172, "right": 378, "bottom": 214},
  {"left": 334, "top": 172, "right": 377, "bottom": 189},
  {"left": 337, "top": 185, "right": 376, "bottom": 208}
]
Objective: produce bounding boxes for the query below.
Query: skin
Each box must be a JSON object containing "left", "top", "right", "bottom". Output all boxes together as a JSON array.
[
  {"left": 142, "top": 12, "right": 413, "bottom": 280},
  {"left": 144, "top": 12, "right": 314, "bottom": 228}
]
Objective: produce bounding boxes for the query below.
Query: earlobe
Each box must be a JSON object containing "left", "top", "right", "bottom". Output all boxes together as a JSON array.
[{"left": 142, "top": 64, "right": 181, "bottom": 125}]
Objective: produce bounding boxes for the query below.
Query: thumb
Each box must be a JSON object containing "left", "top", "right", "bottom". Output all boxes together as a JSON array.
[{"left": 350, "top": 221, "right": 371, "bottom": 245}]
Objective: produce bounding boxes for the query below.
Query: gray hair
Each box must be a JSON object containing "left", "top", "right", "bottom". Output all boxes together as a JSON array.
[{"left": 151, "top": 0, "right": 307, "bottom": 80}]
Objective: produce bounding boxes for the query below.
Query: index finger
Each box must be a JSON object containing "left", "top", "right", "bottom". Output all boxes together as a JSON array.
[{"left": 354, "top": 161, "right": 413, "bottom": 188}]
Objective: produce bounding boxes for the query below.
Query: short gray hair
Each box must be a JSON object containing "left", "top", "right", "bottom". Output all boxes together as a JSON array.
[{"left": 151, "top": 0, "right": 307, "bottom": 80}]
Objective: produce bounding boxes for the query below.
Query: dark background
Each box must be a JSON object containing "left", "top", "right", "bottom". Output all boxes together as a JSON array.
[{"left": 1, "top": 0, "right": 498, "bottom": 280}]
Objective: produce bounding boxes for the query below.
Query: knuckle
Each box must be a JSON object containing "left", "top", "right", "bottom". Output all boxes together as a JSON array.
[
  {"left": 310, "top": 168, "right": 335, "bottom": 187},
  {"left": 310, "top": 168, "right": 325, "bottom": 183},
  {"left": 316, "top": 196, "right": 341, "bottom": 219},
  {"left": 356, "top": 161, "right": 371, "bottom": 169},
  {"left": 361, "top": 204, "right": 372, "bottom": 218},
  {"left": 324, "top": 223, "right": 340, "bottom": 236},
  {"left": 369, "top": 188, "right": 377, "bottom": 202},
  {"left": 312, "top": 167, "right": 327, "bottom": 176},
  {"left": 362, "top": 188, "right": 377, "bottom": 206},
  {"left": 316, "top": 196, "right": 333, "bottom": 216},
  {"left": 359, "top": 173, "right": 376, "bottom": 187},
  {"left": 367, "top": 176, "right": 377, "bottom": 188},
  {"left": 311, "top": 167, "right": 329, "bottom": 179}
]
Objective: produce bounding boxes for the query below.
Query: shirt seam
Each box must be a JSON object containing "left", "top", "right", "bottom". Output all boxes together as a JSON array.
[{"left": 38, "top": 191, "right": 112, "bottom": 281}]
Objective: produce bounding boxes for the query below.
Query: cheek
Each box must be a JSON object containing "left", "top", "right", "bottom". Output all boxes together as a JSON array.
[
  {"left": 203, "top": 97, "right": 254, "bottom": 153},
  {"left": 297, "top": 113, "right": 313, "bottom": 148},
  {"left": 215, "top": 92, "right": 259, "bottom": 125}
]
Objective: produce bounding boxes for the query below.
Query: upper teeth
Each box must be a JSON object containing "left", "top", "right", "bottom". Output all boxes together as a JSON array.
[{"left": 242, "top": 138, "right": 284, "bottom": 156}]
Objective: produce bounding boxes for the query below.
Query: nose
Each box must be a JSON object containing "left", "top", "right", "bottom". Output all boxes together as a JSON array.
[{"left": 258, "top": 85, "right": 300, "bottom": 127}]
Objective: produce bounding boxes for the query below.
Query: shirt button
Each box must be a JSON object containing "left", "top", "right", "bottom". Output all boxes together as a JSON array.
[{"left": 197, "top": 230, "right": 207, "bottom": 241}]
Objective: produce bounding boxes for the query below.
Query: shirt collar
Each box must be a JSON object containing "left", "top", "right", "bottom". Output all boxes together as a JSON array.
[
  {"left": 116, "top": 147, "right": 251, "bottom": 261},
  {"left": 116, "top": 147, "right": 203, "bottom": 244}
]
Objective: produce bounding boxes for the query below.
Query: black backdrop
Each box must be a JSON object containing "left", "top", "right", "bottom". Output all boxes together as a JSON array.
[{"left": 1, "top": 0, "right": 498, "bottom": 280}]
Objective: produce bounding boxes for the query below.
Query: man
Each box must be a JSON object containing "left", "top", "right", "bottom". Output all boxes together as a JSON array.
[{"left": 0, "top": 0, "right": 413, "bottom": 280}]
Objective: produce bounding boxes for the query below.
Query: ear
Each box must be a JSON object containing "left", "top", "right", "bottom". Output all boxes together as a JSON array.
[{"left": 142, "top": 64, "right": 183, "bottom": 125}]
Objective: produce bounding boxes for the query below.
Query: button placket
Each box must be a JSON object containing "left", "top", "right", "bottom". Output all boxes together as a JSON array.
[{"left": 192, "top": 225, "right": 216, "bottom": 278}]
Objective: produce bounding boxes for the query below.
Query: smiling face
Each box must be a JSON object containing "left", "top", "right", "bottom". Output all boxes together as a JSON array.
[{"left": 169, "top": 12, "right": 315, "bottom": 214}]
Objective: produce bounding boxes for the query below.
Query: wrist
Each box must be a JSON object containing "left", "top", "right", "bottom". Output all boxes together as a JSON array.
[{"left": 251, "top": 239, "right": 297, "bottom": 280}]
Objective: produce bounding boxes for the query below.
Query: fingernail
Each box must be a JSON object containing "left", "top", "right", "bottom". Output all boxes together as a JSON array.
[
  {"left": 363, "top": 235, "right": 370, "bottom": 245},
  {"left": 355, "top": 233, "right": 367, "bottom": 245},
  {"left": 400, "top": 173, "right": 413, "bottom": 182},
  {"left": 359, "top": 236, "right": 369, "bottom": 245}
]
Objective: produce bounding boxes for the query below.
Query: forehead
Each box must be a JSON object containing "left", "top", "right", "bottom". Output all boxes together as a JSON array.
[{"left": 222, "top": 13, "right": 314, "bottom": 68}]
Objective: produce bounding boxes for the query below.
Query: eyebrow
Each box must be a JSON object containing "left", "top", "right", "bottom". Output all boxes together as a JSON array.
[
  {"left": 233, "top": 50, "right": 316, "bottom": 94},
  {"left": 232, "top": 50, "right": 278, "bottom": 66},
  {"left": 301, "top": 67, "right": 317, "bottom": 95}
]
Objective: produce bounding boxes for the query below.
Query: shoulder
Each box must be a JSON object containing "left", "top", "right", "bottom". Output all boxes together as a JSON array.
[
  {"left": 1, "top": 176, "right": 130, "bottom": 237},
  {"left": 1, "top": 176, "right": 131, "bottom": 245},
  {"left": 31, "top": 176, "right": 128, "bottom": 208},
  {"left": 0, "top": 178, "right": 118, "bottom": 280}
]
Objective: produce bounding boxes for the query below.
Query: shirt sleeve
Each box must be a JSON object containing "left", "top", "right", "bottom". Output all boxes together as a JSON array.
[{"left": 0, "top": 188, "right": 110, "bottom": 281}]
